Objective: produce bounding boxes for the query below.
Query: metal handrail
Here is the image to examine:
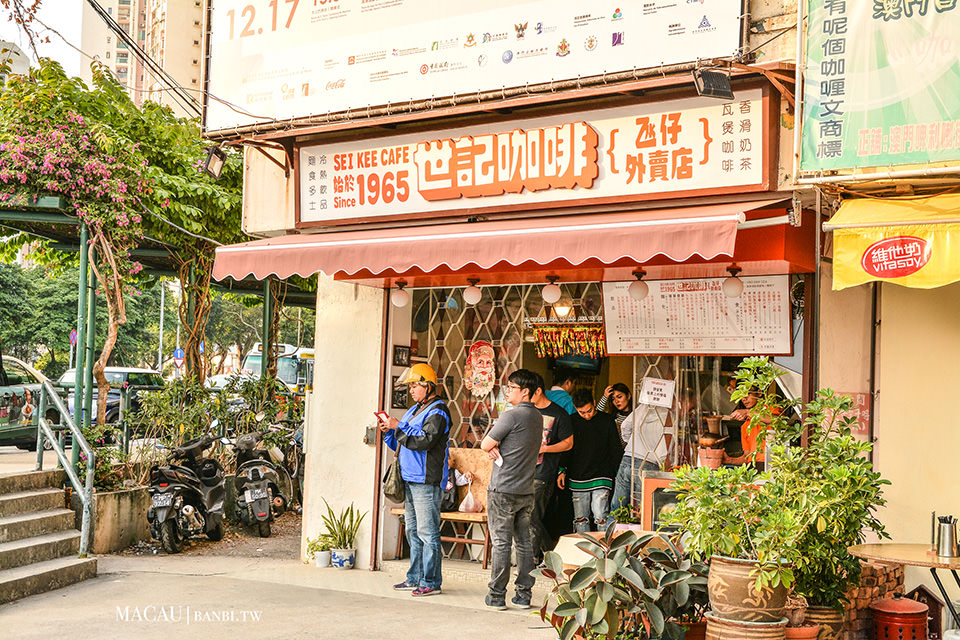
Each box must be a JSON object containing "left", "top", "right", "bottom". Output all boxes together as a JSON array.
[{"left": 34, "top": 379, "right": 96, "bottom": 557}]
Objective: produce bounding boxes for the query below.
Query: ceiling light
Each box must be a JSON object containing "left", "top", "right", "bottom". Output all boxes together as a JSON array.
[
  {"left": 463, "top": 278, "right": 482, "bottom": 305},
  {"left": 722, "top": 265, "right": 744, "bottom": 298},
  {"left": 391, "top": 281, "right": 410, "bottom": 307},
  {"left": 693, "top": 68, "right": 735, "bottom": 101},
  {"left": 542, "top": 276, "right": 561, "bottom": 304},
  {"left": 628, "top": 269, "right": 649, "bottom": 301}
]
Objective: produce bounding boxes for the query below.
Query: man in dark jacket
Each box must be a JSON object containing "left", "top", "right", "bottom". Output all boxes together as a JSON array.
[
  {"left": 558, "top": 389, "right": 623, "bottom": 533},
  {"left": 380, "top": 364, "right": 451, "bottom": 597}
]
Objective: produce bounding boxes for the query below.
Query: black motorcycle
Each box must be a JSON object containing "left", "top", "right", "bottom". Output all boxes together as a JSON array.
[
  {"left": 147, "top": 434, "right": 226, "bottom": 553},
  {"left": 229, "top": 430, "right": 291, "bottom": 537}
]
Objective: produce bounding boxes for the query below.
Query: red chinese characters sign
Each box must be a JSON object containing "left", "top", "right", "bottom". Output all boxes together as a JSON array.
[
  {"left": 860, "top": 236, "right": 931, "bottom": 278},
  {"left": 298, "top": 88, "right": 767, "bottom": 225}
]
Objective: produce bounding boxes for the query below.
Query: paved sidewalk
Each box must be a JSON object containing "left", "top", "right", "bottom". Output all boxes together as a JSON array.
[{"left": 2, "top": 554, "right": 557, "bottom": 639}]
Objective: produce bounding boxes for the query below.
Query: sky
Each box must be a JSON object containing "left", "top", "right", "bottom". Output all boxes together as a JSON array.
[{"left": 1, "top": 1, "right": 86, "bottom": 78}]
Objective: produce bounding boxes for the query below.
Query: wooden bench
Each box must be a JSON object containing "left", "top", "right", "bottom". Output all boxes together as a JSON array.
[{"left": 391, "top": 447, "right": 493, "bottom": 568}]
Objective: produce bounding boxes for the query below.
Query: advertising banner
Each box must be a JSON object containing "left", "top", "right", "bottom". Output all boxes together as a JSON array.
[
  {"left": 602, "top": 276, "right": 792, "bottom": 355},
  {"left": 205, "top": 0, "right": 742, "bottom": 133},
  {"left": 800, "top": 0, "right": 960, "bottom": 173},
  {"left": 298, "top": 89, "right": 768, "bottom": 224}
]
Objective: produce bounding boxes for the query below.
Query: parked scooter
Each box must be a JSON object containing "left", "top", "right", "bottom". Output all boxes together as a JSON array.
[
  {"left": 147, "top": 431, "right": 226, "bottom": 553},
  {"left": 227, "top": 427, "right": 291, "bottom": 537}
]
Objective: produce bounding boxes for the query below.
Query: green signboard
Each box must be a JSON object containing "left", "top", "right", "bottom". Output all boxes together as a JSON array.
[{"left": 800, "top": 0, "right": 960, "bottom": 173}]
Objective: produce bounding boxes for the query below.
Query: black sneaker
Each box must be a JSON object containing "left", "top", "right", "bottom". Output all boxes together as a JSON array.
[
  {"left": 485, "top": 593, "right": 507, "bottom": 610},
  {"left": 393, "top": 581, "right": 416, "bottom": 590},
  {"left": 511, "top": 594, "right": 532, "bottom": 609}
]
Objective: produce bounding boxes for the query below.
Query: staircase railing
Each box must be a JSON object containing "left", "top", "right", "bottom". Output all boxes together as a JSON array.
[{"left": 34, "top": 379, "right": 95, "bottom": 557}]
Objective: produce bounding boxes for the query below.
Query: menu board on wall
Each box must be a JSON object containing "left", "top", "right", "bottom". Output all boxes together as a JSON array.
[{"left": 602, "top": 276, "right": 792, "bottom": 355}]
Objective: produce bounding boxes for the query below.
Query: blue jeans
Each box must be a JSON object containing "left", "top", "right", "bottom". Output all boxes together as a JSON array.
[
  {"left": 404, "top": 482, "right": 442, "bottom": 589},
  {"left": 487, "top": 490, "right": 535, "bottom": 599},
  {"left": 609, "top": 455, "right": 660, "bottom": 518},
  {"left": 571, "top": 487, "right": 611, "bottom": 533}
]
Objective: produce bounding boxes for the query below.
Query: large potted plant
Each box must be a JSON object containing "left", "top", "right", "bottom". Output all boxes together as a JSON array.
[
  {"left": 321, "top": 499, "right": 367, "bottom": 570},
  {"left": 534, "top": 523, "right": 708, "bottom": 640}
]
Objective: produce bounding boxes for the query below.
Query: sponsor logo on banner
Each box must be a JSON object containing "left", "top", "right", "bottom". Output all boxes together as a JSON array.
[
  {"left": 514, "top": 22, "right": 528, "bottom": 39},
  {"left": 556, "top": 38, "right": 571, "bottom": 56},
  {"left": 535, "top": 21, "right": 557, "bottom": 35},
  {"left": 477, "top": 54, "right": 487, "bottom": 67},
  {"left": 612, "top": 8, "right": 623, "bottom": 20},
  {"left": 347, "top": 55, "right": 355, "bottom": 65},
  {"left": 695, "top": 15, "right": 716, "bottom": 32},
  {"left": 413, "top": 121, "right": 600, "bottom": 201},
  {"left": 502, "top": 49, "right": 514, "bottom": 63},
  {"left": 861, "top": 236, "right": 931, "bottom": 278},
  {"left": 464, "top": 33, "right": 476, "bottom": 47},
  {"left": 325, "top": 79, "right": 345, "bottom": 91},
  {"left": 419, "top": 64, "right": 428, "bottom": 75},
  {"left": 482, "top": 31, "right": 508, "bottom": 43},
  {"left": 612, "top": 32, "right": 624, "bottom": 46},
  {"left": 584, "top": 35, "right": 598, "bottom": 51}
]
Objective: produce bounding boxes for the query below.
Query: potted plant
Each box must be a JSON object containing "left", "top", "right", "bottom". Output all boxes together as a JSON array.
[
  {"left": 783, "top": 595, "right": 820, "bottom": 640},
  {"left": 306, "top": 534, "right": 332, "bottom": 568},
  {"left": 321, "top": 499, "right": 367, "bottom": 570},
  {"left": 609, "top": 504, "right": 645, "bottom": 532},
  {"left": 534, "top": 522, "right": 708, "bottom": 640}
]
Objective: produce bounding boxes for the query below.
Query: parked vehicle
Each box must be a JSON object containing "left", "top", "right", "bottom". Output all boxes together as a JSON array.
[
  {"left": 227, "top": 427, "right": 292, "bottom": 537},
  {"left": 146, "top": 432, "right": 226, "bottom": 553},
  {"left": 240, "top": 343, "right": 314, "bottom": 393},
  {"left": 0, "top": 351, "right": 49, "bottom": 449},
  {"left": 59, "top": 367, "right": 163, "bottom": 424}
]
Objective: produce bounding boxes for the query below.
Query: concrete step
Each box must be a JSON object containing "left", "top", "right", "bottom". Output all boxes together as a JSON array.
[
  {"left": 0, "top": 530, "right": 81, "bottom": 571},
  {"left": 0, "top": 509, "right": 76, "bottom": 544},
  {"left": 0, "top": 556, "right": 97, "bottom": 605},
  {"left": 0, "top": 470, "right": 65, "bottom": 495},
  {"left": 0, "top": 488, "right": 64, "bottom": 518}
]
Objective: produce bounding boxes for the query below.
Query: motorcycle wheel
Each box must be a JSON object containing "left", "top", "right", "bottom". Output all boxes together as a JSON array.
[
  {"left": 257, "top": 520, "right": 271, "bottom": 538},
  {"left": 160, "top": 519, "right": 184, "bottom": 554},
  {"left": 206, "top": 520, "right": 224, "bottom": 541}
]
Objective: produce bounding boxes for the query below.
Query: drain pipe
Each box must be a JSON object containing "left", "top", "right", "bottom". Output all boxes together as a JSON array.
[
  {"left": 868, "top": 282, "right": 880, "bottom": 463},
  {"left": 369, "top": 288, "right": 390, "bottom": 571}
]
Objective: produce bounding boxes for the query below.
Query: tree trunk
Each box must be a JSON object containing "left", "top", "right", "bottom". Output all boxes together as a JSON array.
[
  {"left": 176, "top": 249, "right": 214, "bottom": 382},
  {"left": 88, "top": 235, "right": 127, "bottom": 427}
]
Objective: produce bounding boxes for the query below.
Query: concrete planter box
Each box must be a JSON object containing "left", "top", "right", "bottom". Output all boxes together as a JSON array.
[{"left": 71, "top": 487, "right": 152, "bottom": 554}]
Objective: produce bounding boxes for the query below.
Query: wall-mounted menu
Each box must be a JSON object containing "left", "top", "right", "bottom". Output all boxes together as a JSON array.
[{"left": 602, "top": 276, "right": 792, "bottom": 355}]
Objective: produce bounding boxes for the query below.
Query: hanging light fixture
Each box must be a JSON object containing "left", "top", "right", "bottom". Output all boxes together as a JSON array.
[
  {"left": 553, "top": 292, "right": 573, "bottom": 318},
  {"left": 202, "top": 144, "right": 227, "bottom": 180},
  {"left": 722, "top": 264, "right": 744, "bottom": 298},
  {"left": 541, "top": 276, "right": 562, "bottom": 304},
  {"left": 463, "top": 278, "right": 482, "bottom": 305},
  {"left": 391, "top": 280, "right": 410, "bottom": 307},
  {"left": 628, "top": 269, "right": 649, "bottom": 301}
]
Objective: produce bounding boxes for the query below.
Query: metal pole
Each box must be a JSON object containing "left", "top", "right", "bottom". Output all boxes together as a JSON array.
[
  {"left": 175, "top": 323, "right": 181, "bottom": 380},
  {"left": 157, "top": 283, "right": 165, "bottom": 371},
  {"left": 82, "top": 245, "right": 96, "bottom": 436},
  {"left": 72, "top": 225, "right": 88, "bottom": 467},
  {"left": 262, "top": 278, "right": 272, "bottom": 380},
  {"left": 35, "top": 387, "right": 47, "bottom": 471}
]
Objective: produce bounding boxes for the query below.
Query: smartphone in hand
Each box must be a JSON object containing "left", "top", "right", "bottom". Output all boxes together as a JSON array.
[{"left": 375, "top": 411, "right": 390, "bottom": 423}]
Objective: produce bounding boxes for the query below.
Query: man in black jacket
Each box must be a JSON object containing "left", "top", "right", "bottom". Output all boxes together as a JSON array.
[{"left": 557, "top": 389, "right": 623, "bottom": 533}]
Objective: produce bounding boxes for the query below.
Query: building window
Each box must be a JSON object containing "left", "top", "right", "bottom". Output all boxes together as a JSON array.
[
  {"left": 106, "top": 51, "right": 110, "bottom": 59},
  {"left": 106, "top": 36, "right": 111, "bottom": 44},
  {"left": 192, "top": 59, "right": 198, "bottom": 65},
  {"left": 193, "top": 40, "right": 199, "bottom": 46}
]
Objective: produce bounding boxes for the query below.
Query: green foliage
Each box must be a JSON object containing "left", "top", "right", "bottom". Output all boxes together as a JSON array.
[
  {"left": 665, "top": 357, "right": 889, "bottom": 602},
  {"left": 321, "top": 499, "right": 367, "bottom": 550},
  {"left": 609, "top": 505, "right": 643, "bottom": 525},
  {"left": 75, "top": 422, "right": 130, "bottom": 491},
  {"left": 133, "top": 377, "right": 218, "bottom": 446},
  {"left": 535, "top": 524, "right": 709, "bottom": 640},
  {"left": 305, "top": 533, "right": 333, "bottom": 557}
]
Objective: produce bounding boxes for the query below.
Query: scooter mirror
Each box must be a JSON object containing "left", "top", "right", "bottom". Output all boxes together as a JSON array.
[
  {"left": 255, "top": 411, "right": 266, "bottom": 422},
  {"left": 211, "top": 419, "right": 220, "bottom": 430},
  {"left": 219, "top": 437, "right": 232, "bottom": 445}
]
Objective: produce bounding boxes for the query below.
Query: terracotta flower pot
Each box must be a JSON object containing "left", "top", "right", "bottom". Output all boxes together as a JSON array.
[
  {"left": 699, "top": 447, "right": 724, "bottom": 469},
  {"left": 803, "top": 607, "right": 844, "bottom": 640},
  {"left": 784, "top": 625, "right": 821, "bottom": 640},
  {"left": 707, "top": 556, "right": 790, "bottom": 622},
  {"left": 705, "top": 611, "right": 787, "bottom": 640},
  {"left": 684, "top": 620, "right": 708, "bottom": 640}
]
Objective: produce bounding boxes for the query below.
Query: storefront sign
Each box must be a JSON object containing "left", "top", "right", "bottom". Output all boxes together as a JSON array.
[
  {"left": 602, "top": 276, "right": 792, "bottom": 356},
  {"left": 205, "top": 0, "right": 742, "bottom": 132},
  {"left": 638, "top": 377, "right": 676, "bottom": 409},
  {"left": 860, "top": 236, "right": 931, "bottom": 278},
  {"left": 800, "top": 0, "right": 960, "bottom": 173},
  {"left": 298, "top": 89, "right": 768, "bottom": 224}
]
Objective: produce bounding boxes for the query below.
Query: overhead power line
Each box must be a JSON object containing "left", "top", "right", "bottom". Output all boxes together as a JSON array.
[{"left": 83, "top": 0, "right": 201, "bottom": 117}]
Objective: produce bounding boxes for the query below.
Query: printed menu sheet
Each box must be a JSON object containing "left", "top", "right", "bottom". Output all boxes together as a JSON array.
[{"left": 602, "top": 276, "right": 792, "bottom": 355}]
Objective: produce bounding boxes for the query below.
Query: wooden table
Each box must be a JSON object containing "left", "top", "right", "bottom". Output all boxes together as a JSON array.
[{"left": 849, "top": 543, "right": 960, "bottom": 626}]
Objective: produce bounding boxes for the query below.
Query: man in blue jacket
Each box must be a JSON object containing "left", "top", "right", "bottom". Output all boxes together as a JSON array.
[{"left": 379, "top": 363, "right": 451, "bottom": 597}]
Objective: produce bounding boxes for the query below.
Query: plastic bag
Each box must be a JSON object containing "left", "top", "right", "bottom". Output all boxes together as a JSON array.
[{"left": 458, "top": 480, "right": 484, "bottom": 513}]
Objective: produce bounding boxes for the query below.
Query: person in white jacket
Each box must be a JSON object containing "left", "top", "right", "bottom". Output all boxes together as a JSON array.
[{"left": 607, "top": 403, "right": 673, "bottom": 516}]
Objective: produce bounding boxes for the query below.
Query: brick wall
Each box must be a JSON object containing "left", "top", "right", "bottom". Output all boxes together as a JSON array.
[{"left": 843, "top": 561, "right": 905, "bottom": 640}]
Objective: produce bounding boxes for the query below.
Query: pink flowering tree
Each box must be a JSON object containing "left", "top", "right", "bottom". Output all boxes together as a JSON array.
[{"left": 0, "top": 109, "right": 148, "bottom": 424}]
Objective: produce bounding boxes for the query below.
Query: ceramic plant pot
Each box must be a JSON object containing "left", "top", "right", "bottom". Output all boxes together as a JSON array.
[
  {"left": 705, "top": 612, "right": 787, "bottom": 640},
  {"left": 684, "top": 620, "right": 708, "bottom": 640},
  {"left": 699, "top": 447, "right": 724, "bottom": 469},
  {"left": 784, "top": 624, "right": 821, "bottom": 640},
  {"left": 803, "top": 607, "right": 844, "bottom": 640},
  {"left": 331, "top": 548, "right": 356, "bottom": 569},
  {"left": 314, "top": 550, "right": 331, "bottom": 568},
  {"left": 708, "top": 556, "right": 790, "bottom": 622}
]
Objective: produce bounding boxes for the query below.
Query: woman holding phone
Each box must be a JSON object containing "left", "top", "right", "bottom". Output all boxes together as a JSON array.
[{"left": 378, "top": 363, "right": 451, "bottom": 597}]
